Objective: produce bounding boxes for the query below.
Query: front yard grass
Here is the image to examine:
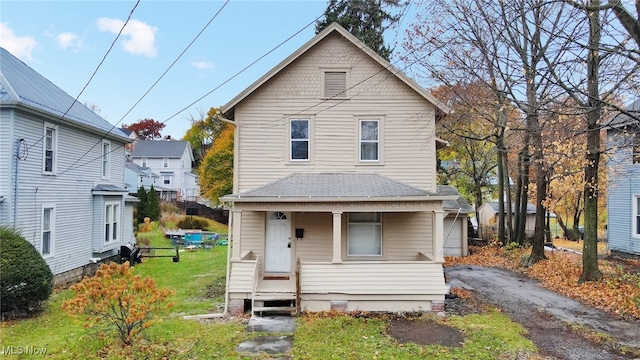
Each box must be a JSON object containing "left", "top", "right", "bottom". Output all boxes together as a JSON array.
[{"left": 2, "top": 228, "right": 540, "bottom": 359}]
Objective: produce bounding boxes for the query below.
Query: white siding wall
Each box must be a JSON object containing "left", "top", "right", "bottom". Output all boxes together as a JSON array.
[
  {"left": 234, "top": 33, "right": 437, "bottom": 194},
  {"left": 131, "top": 150, "right": 192, "bottom": 194},
  {"left": 607, "top": 130, "right": 640, "bottom": 255},
  {"left": 0, "top": 109, "right": 14, "bottom": 225},
  {"left": 4, "top": 109, "right": 128, "bottom": 275}
]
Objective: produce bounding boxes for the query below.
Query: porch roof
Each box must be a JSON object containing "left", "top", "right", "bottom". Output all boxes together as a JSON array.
[{"left": 221, "top": 173, "right": 457, "bottom": 203}]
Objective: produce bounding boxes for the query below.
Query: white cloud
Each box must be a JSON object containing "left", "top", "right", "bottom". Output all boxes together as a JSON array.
[
  {"left": 191, "top": 60, "right": 215, "bottom": 71},
  {"left": 96, "top": 17, "right": 158, "bottom": 57},
  {"left": 0, "top": 23, "right": 37, "bottom": 61},
  {"left": 55, "top": 32, "right": 82, "bottom": 50}
]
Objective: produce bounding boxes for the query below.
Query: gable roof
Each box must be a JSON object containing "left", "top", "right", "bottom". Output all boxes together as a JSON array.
[
  {"left": 607, "top": 98, "right": 640, "bottom": 129},
  {"left": 221, "top": 23, "right": 449, "bottom": 119},
  {"left": 0, "top": 47, "right": 128, "bottom": 140},
  {"left": 437, "top": 185, "right": 473, "bottom": 213},
  {"left": 131, "top": 140, "right": 192, "bottom": 158},
  {"left": 221, "top": 173, "right": 457, "bottom": 203}
]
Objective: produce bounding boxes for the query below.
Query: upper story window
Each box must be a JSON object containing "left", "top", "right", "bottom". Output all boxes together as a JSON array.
[
  {"left": 290, "top": 119, "right": 309, "bottom": 161},
  {"left": 163, "top": 174, "right": 172, "bottom": 185},
  {"left": 41, "top": 204, "right": 55, "bottom": 257},
  {"left": 104, "top": 202, "right": 120, "bottom": 244},
  {"left": 359, "top": 120, "right": 379, "bottom": 162},
  {"left": 142, "top": 157, "right": 147, "bottom": 167},
  {"left": 43, "top": 123, "right": 57, "bottom": 174},
  {"left": 102, "top": 140, "right": 111, "bottom": 179},
  {"left": 324, "top": 71, "right": 346, "bottom": 98},
  {"left": 633, "top": 132, "right": 640, "bottom": 164},
  {"left": 163, "top": 158, "right": 169, "bottom": 168},
  {"left": 348, "top": 212, "right": 382, "bottom": 256},
  {"left": 634, "top": 195, "right": 640, "bottom": 238}
]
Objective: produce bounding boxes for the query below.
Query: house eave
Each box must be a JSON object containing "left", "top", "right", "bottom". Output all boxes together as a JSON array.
[{"left": 220, "top": 195, "right": 458, "bottom": 204}]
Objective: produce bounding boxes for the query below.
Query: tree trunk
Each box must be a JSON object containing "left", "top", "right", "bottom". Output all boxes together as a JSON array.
[{"left": 580, "top": 0, "right": 603, "bottom": 283}]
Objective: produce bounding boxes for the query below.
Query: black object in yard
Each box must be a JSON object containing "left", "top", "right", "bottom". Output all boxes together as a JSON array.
[{"left": 120, "top": 243, "right": 143, "bottom": 264}]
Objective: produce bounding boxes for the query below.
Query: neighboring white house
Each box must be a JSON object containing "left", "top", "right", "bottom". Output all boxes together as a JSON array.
[
  {"left": 219, "top": 23, "right": 461, "bottom": 315},
  {"left": 0, "top": 47, "right": 136, "bottom": 285},
  {"left": 606, "top": 99, "right": 640, "bottom": 256},
  {"left": 124, "top": 161, "right": 160, "bottom": 194},
  {"left": 130, "top": 140, "right": 199, "bottom": 201}
]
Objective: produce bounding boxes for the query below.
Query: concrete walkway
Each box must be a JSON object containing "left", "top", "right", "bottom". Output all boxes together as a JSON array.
[{"left": 236, "top": 316, "right": 296, "bottom": 358}]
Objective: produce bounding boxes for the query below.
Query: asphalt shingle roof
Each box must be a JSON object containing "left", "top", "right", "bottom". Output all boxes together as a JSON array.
[
  {"left": 437, "top": 185, "right": 473, "bottom": 212},
  {"left": 131, "top": 140, "right": 189, "bottom": 158},
  {"left": 223, "top": 173, "right": 448, "bottom": 201},
  {"left": 0, "top": 47, "right": 128, "bottom": 140}
]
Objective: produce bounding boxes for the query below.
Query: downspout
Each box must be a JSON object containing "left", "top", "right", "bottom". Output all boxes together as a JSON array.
[{"left": 184, "top": 205, "right": 233, "bottom": 319}]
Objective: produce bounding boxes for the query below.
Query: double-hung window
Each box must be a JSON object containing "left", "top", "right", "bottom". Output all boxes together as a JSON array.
[
  {"left": 41, "top": 204, "right": 55, "bottom": 256},
  {"left": 633, "top": 196, "right": 640, "bottom": 238},
  {"left": 43, "top": 123, "right": 57, "bottom": 174},
  {"left": 348, "top": 212, "right": 382, "bottom": 256},
  {"left": 163, "top": 174, "right": 172, "bottom": 185},
  {"left": 290, "top": 119, "right": 309, "bottom": 161},
  {"left": 104, "top": 202, "right": 120, "bottom": 243},
  {"left": 359, "top": 120, "right": 379, "bottom": 162},
  {"left": 142, "top": 158, "right": 147, "bottom": 167},
  {"left": 163, "top": 158, "right": 169, "bottom": 168},
  {"left": 102, "top": 140, "right": 111, "bottom": 179}
]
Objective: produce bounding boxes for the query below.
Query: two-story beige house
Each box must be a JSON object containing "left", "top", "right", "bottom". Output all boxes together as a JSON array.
[{"left": 220, "top": 23, "right": 457, "bottom": 315}]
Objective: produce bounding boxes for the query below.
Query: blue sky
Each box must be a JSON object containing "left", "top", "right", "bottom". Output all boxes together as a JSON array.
[{"left": 0, "top": 0, "right": 341, "bottom": 138}]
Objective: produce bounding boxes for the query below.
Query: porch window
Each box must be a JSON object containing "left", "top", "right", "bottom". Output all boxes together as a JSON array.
[
  {"left": 41, "top": 204, "right": 55, "bottom": 256},
  {"left": 290, "top": 119, "right": 309, "bottom": 161},
  {"left": 348, "top": 212, "right": 382, "bottom": 256},
  {"left": 104, "top": 202, "right": 120, "bottom": 243},
  {"left": 43, "top": 123, "right": 57, "bottom": 174},
  {"left": 634, "top": 195, "right": 640, "bottom": 238},
  {"left": 359, "top": 120, "right": 379, "bottom": 161}
]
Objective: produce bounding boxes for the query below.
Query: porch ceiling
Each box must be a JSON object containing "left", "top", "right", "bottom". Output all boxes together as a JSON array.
[{"left": 221, "top": 173, "right": 457, "bottom": 203}]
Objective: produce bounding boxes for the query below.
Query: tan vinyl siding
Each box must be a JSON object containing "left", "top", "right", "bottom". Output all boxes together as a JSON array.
[
  {"left": 240, "top": 211, "right": 265, "bottom": 259},
  {"left": 234, "top": 32, "right": 437, "bottom": 193},
  {"left": 300, "top": 262, "right": 449, "bottom": 295},
  {"left": 383, "top": 212, "right": 433, "bottom": 260},
  {"left": 293, "top": 212, "right": 333, "bottom": 261},
  {"left": 228, "top": 261, "right": 257, "bottom": 294}
]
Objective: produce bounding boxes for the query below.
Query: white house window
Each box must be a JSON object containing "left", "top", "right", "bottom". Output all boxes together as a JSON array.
[
  {"left": 634, "top": 195, "right": 640, "bottom": 238},
  {"left": 348, "top": 212, "right": 382, "bottom": 256},
  {"left": 142, "top": 158, "right": 147, "bottom": 167},
  {"left": 102, "top": 140, "right": 111, "bottom": 179},
  {"left": 104, "top": 202, "right": 120, "bottom": 243},
  {"left": 163, "top": 175, "right": 172, "bottom": 185},
  {"left": 290, "top": 119, "right": 309, "bottom": 161},
  {"left": 163, "top": 158, "right": 168, "bottom": 168},
  {"left": 324, "top": 71, "right": 346, "bottom": 98},
  {"left": 360, "top": 120, "right": 379, "bottom": 161},
  {"left": 41, "top": 204, "right": 55, "bottom": 256},
  {"left": 43, "top": 123, "right": 57, "bottom": 174}
]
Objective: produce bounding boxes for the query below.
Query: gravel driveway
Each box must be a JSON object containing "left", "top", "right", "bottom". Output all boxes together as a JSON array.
[{"left": 446, "top": 265, "right": 640, "bottom": 360}]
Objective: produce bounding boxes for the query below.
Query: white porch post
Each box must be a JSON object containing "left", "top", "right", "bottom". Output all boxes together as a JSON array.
[
  {"left": 433, "top": 210, "right": 445, "bottom": 262},
  {"left": 231, "top": 209, "right": 242, "bottom": 262},
  {"left": 332, "top": 211, "right": 342, "bottom": 263}
]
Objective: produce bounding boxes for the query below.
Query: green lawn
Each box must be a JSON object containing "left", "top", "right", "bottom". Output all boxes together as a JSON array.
[{"left": 1, "top": 229, "right": 539, "bottom": 359}]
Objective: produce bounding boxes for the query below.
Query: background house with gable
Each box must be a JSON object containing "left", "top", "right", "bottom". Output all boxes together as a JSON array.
[
  {"left": 0, "top": 47, "right": 135, "bottom": 285},
  {"left": 219, "top": 23, "right": 463, "bottom": 315},
  {"left": 606, "top": 99, "right": 640, "bottom": 256},
  {"left": 130, "top": 140, "right": 200, "bottom": 201}
]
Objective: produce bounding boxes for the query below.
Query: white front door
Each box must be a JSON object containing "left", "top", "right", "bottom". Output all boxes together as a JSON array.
[{"left": 265, "top": 211, "right": 291, "bottom": 273}]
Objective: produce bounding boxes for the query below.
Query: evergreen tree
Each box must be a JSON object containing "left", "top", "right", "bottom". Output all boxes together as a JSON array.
[
  {"left": 148, "top": 184, "right": 161, "bottom": 221},
  {"left": 136, "top": 185, "right": 148, "bottom": 224},
  {"left": 316, "top": 0, "right": 403, "bottom": 60}
]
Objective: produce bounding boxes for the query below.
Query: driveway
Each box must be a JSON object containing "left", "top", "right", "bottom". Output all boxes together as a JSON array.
[{"left": 446, "top": 265, "right": 640, "bottom": 360}]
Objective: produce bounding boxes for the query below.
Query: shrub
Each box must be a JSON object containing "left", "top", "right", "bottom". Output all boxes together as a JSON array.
[
  {"left": 176, "top": 217, "right": 208, "bottom": 230},
  {"left": 160, "top": 202, "right": 179, "bottom": 215},
  {"left": 0, "top": 226, "right": 53, "bottom": 314},
  {"left": 62, "top": 262, "right": 174, "bottom": 345}
]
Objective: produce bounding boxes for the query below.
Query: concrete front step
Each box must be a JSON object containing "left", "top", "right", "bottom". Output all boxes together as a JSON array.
[{"left": 254, "top": 293, "right": 296, "bottom": 301}]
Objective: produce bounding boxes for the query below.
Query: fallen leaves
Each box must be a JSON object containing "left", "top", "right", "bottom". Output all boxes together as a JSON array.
[{"left": 446, "top": 245, "right": 640, "bottom": 320}]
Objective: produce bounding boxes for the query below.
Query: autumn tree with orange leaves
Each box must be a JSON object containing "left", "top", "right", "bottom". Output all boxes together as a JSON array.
[
  {"left": 62, "top": 262, "right": 174, "bottom": 345},
  {"left": 199, "top": 123, "right": 234, "bottom": 204}
]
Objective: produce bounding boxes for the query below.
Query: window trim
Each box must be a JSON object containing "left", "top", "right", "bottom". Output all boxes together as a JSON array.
[
  {"left": 163, "top": 158, "right": 169, "bottom": 168},
  {"left": 162, "top": 174, "right": 172, "bottom": 185},
  {"left": 101, "top": 140, "right": 111, "bottom": 179},
  {"left": 104, "top": 201, "right": 120, "bottom": 244},
  {"left": 321, "top": 68, "right": 349, "bottom": 99},
  {"left": 347, "top": 212, "right": 382, "bottom": 257},
  {"left": 289, "top": 118, "right": 311, "bottom": 162},
  {"left": 41, "top": 203, "right": 55, "bottom": 258},
  {"left": 142, "top": 157, "right": 147, "bottom": 167},
  {"left": 633, "top": 195, "right": 640, "bottom": 239},
  {"left": 358, "top": 118, "right": 382, "bottom": 163},
  {"left": 42, "top": 122, "right": 57, "bottom": 174}
]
